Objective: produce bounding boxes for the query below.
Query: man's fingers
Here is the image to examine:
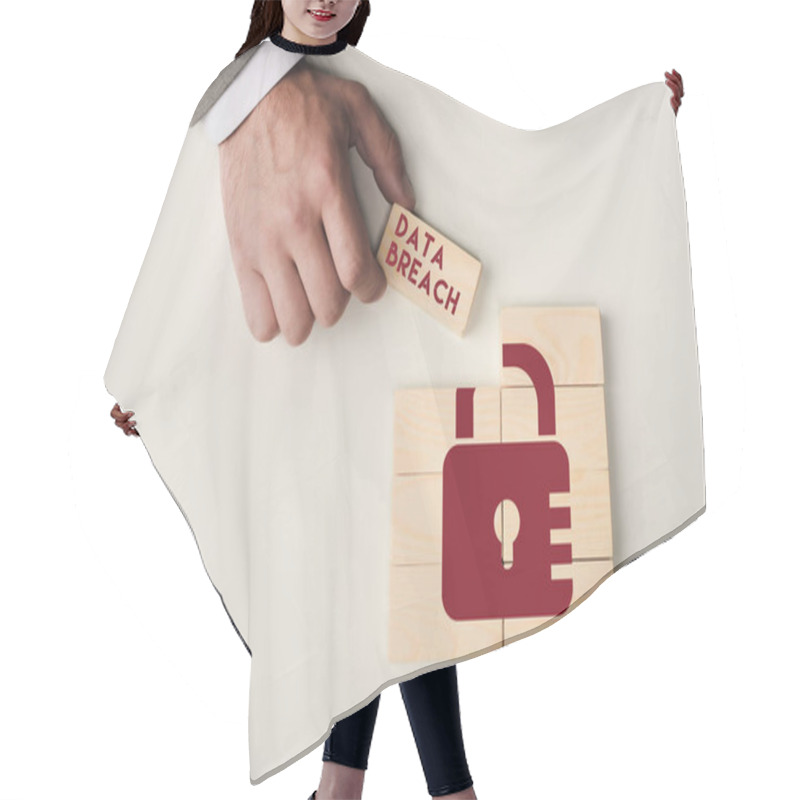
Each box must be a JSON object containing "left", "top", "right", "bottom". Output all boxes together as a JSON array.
[
  {"left": 321, "top": 173, "right": 388, "bottom": 305},
  {"left": 219, "top": 67, "right": 413, "bottom": 344},
  {"left": 235, "top": 266, "right": 281, "bottom": 343},
  {"left": 344, "top": 81, "right": 416, "bottom": 211},
  {"left": 291, "top": 219, "right": 351, "bottom": 327},
  {"left": 254, "top": 251, "right": 315, "bottom": 346}
]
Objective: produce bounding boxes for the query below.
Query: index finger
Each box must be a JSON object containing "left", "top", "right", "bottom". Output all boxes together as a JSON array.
[{"left": 343, "top": 81, "right": 416, "bottom": 211}]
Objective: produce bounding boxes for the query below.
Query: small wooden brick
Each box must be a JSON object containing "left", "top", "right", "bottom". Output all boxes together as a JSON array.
[
  {"left": 496, "top": 470, "right": 612, "bottom": 564},
  {"left": 388, "top": 563, "right": 503, "bottom": 664},
  {"left": 394, "top": 387, "right": 500, "bottom": 475},
  {"left": 500, "top": 306, "right": 604, "bottom": 386},
  {"left": 548, "top": 469, "right": 613, "bottom": 560},
  {"left": 501, "top": 386, "right": 609, "bottom": 470},
  {"left": 377, "top": 203, "right": 482, "bottom": 336},
  {"left": 391, "top": 473, "right": 443, "bottom": 565},
  {"left": 387, "top": 557, "right": 614, "bottom": 662},
  {"left": 502, "top": 559, "right": 613, "bottom": 644},
  {"left": 391, "top": 470, "right": 611, "bottom": 565}
]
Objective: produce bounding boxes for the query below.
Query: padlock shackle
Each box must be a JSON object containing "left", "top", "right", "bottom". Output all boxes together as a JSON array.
[
  {"left": 503, "top": 343, "right": 557, "bottom": 436},
  {"left": 455, "top": 387, "right": 476, "bottom": 439}
]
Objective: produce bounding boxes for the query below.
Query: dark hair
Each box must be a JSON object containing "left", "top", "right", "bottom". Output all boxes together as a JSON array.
[{"left": 236, "top": 1, "right": 371, "bottom": 59}]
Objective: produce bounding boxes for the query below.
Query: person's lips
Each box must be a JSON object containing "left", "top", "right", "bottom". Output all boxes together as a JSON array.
[{"left": 308, "top": 9, "right": 335, "bottom": 21}]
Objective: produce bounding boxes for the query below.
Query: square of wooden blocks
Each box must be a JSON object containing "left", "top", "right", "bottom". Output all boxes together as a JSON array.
[{"left": 388, "top": 307, "right": 614, "bottom": 664}]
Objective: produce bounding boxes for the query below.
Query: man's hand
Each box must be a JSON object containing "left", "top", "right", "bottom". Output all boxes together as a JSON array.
[
  {"left": 665, "top": 69, "right": 684, "bottom": 116},
  {"left": 218, "top": 64, "right": 416, "bottom": 346}
]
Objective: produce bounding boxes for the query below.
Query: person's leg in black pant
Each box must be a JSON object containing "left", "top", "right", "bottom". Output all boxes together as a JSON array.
[
  {"left": 319, "top": 692, "right": 380, "bottom": 799},
  {"left": 400, "top": 665, "right": 474, "bottom": 797},
  {"left": 314, "top": 664, "right": 475, "bottom": 799},
  {"left": 322, "top": 693, "right": 381, "bottom": 771}
]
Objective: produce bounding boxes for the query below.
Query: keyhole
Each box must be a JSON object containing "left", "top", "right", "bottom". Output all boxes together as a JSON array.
[{"left": 493, "top": 498, "right": 520, "bottom": 570}]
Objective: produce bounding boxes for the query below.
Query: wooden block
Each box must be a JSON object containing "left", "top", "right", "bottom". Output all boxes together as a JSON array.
[
  {"left": 501, "top": 386, "right": 608, "bottom": 470},
  {"left": 500, "top": 306, "right": 604, "bottom": 386},
  {"left": 389, "top": 306, "right": 614, "bottom": 662},
  {"left": 376, "top": 203, "right": 482, "bottom": 336},
  {"left": 394, "top": 387, "right": 500, "bottom": 475},
  {"left": 388, "top": 563, "right": 503, "bottom": 664},
  {"left": 391, "top": 473, "right": 443, "bottom": 565},
  {"left": 502, "top": 559, "right": 613, "bottom": 644},
  {"left": 496, "top": 470, "right": 612, "bottom": 564},
  {"left": 548, "top": 469, "right": 614, "bottom": 560}
]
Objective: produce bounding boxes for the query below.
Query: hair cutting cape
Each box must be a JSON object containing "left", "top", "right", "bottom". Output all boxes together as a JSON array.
[{"left": 104, "top": 34, "right": 705, "bottom": 785}]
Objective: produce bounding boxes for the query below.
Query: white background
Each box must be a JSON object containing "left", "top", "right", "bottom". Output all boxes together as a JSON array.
[{"left": 1, "top": 1, "right": 797, "bottom": 798}]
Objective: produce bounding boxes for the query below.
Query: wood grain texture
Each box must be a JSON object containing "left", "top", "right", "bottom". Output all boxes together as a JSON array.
[
  {"left": 501, "top": 386, "right": 609, "bottom": 470},
  {"left": 500, "top": 306, "right": 604, "bottom": 386},
  {"left": 393, "top": 387, "right": 500, "bottom": 475},
  {"left": 377, "top": 203, "right": 482, "bottom": 336},
  {"left": 388, "top": 306, "right": 614, "bottom": 663}
]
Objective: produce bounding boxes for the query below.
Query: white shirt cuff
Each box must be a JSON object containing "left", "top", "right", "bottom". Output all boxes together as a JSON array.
[{"left": 202, "top": 39, "right": 304, "bottom": 145}]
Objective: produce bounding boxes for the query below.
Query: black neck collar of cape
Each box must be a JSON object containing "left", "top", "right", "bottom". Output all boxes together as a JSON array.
[{"left": 269, "top": 32, "right": 348, "bottom": 55}]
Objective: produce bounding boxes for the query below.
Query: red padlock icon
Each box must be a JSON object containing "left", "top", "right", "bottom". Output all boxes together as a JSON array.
[{"left": 442, "top": 342, "right": 573, "bottom": 621}]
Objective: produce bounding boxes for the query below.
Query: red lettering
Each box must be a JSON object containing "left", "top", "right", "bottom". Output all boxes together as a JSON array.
[
  {"left": 398, "top": 249, "right": 411, "bottom": 278},
  {"left": 444, "top": 284, "right": 461, "bottom": 315},
  {"left": 431, "top": 245, "right": 444, "bottom": 270},
  {"left": 408, "top": 258, "right": 422, "bottom": 285},
  {"left": 394, "top": 212, "right": 408, "bottom": 238},
  {"left": 386, "top": 240, "right": 398, "bottom": 267},
  {"left": 418, "top": 270, "right": 431, "bottom": 295}
]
